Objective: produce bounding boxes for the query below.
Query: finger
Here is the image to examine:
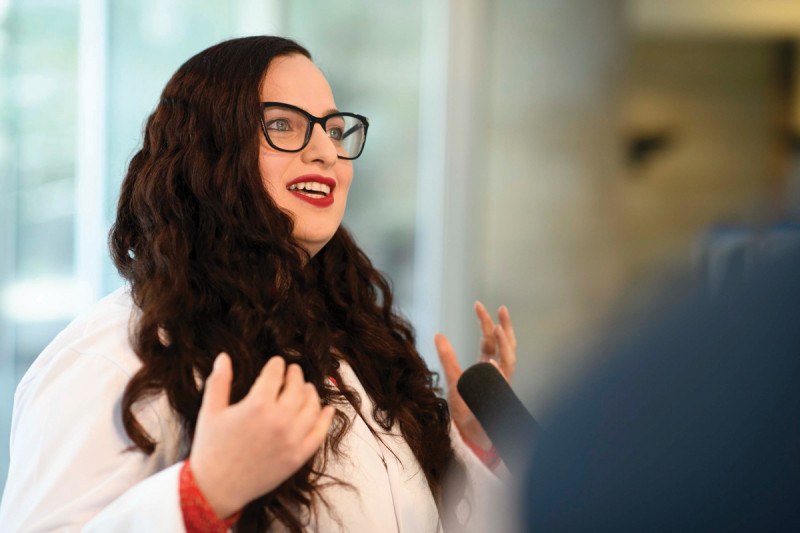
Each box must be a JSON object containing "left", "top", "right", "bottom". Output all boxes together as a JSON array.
[
  {"left": 298, "top": 405, "right": 335, "bottom": 459},
  {"left": 291, "top": 383, "right": 323, "bottom": 437},
  {"left": 249, "top": 355, "right": 286, "bottom": 402},
  {"left": 434, "top": 333, "right": 462, "bottom": 388},
  {"left": 493, "top": 324, "right": 516, "bottom": 381},
  {"left": 475, "top": 301, "right": 496, "bottom": 357},
  {"left": 278, "top": 364, "right": 306, "bottom": 411},
  {"left": 498, "top": 305, "right": 517, "bottom": 350},
  {"left": 200, "top": 353, "right": 233, "bottom": 415},
  {"left": 475, "top": 301, "right": 495, "bottom": 338}
]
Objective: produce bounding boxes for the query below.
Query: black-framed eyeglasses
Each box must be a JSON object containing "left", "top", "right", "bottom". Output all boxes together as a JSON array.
[{"left": 260, "top": 102, "right": 369, "bottom": 160}]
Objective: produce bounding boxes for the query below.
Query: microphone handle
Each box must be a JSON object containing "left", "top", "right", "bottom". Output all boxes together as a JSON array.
[{"left": 458, "top": 363, "right": 540, "bottom": 474}]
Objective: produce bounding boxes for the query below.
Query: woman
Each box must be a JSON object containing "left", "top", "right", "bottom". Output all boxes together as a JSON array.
[{"left": 0, "top": 36, "right": 516, "bottom": 532}]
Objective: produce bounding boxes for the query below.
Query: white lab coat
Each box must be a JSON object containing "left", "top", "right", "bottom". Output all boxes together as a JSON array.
[{"left": 0, "top": 288, "right": 505, "bottom": 532}]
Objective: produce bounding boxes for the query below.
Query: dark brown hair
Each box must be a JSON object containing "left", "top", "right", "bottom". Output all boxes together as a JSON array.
[{"left": 109, "top": 36, "right": 460, "bottom": 532}]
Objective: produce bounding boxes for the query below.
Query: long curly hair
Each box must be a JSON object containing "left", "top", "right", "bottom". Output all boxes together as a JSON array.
[{"left": 109, "top": 36, "right": 461, "bottom": 532}]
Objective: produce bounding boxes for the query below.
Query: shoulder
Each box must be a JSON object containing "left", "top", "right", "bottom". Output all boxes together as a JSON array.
[
  {"left": 1, "top": 288, "right": 187, "bottom": 531},
  {"left": 21, "top": 286, "right": 142, "bottom": 381},
  {"left": 11, "top": 287, "right": 182, "bottom": 459}
]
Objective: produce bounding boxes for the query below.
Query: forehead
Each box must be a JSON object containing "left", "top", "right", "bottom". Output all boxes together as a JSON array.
[{"left": 260, "top": 54, "right": 336, "bottom": 115}]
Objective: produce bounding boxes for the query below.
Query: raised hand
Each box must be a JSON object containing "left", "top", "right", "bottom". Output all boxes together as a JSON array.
[
  {"left": 435, "top": 302, "right": 517, "bottom": 449},
  {"left": 189, "top": 353, "right": 335, "bottom": 519}
]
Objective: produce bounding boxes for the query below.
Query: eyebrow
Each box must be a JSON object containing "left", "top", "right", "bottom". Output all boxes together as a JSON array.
[{"left": 264, "top": 101, "right": 341, "bottom": 116}]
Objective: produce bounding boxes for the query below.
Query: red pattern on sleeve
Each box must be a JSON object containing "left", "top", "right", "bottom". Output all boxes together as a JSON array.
[
  {"left": 460, "top": 433, "right": 501, "bottom": 471},
  {"left": 180, "top": 459, "right": 241, "bottom": 533}
]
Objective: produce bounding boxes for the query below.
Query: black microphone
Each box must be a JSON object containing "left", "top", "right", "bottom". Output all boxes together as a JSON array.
[{"left": 457, "top": 362, "right": 540, "bottom": 474}]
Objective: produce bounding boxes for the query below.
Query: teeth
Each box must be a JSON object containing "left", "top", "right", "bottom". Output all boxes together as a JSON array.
[{"left": 287, "top": 181, "right": 331, "bottom": 196}]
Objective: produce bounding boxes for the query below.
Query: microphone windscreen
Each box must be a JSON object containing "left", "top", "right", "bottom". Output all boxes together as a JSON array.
[{"left": 457, "top": 362, "right": 539, "bottom": 473}]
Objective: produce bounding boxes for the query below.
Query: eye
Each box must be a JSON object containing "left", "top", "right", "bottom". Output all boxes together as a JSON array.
[
  {"left": 327, "top": 127, "right": 344, "bottom": 141},
  {"left": 267, "top": 118, "right": 291, "bottom": 131}
]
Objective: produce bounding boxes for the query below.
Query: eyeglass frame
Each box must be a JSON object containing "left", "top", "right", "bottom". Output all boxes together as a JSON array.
[{"left": 259, "top": 102, "right": 370, "bottom": 160}]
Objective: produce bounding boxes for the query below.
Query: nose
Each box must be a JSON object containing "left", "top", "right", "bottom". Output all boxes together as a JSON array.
[{"left": 301, "top": 123, "right": 338, "bottom": 167}]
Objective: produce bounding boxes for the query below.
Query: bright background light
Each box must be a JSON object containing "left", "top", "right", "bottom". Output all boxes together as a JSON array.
[{"left": 1, "top": 277, "right": 94, "bottom": 322}]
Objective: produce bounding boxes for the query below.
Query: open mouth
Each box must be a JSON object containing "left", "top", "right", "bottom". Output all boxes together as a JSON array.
[
  {"left": 286, "top": 175, "right": 336, "bottom": 207},
  {"left": 287, "top": 181, "right": 331, "bottom": 198}
]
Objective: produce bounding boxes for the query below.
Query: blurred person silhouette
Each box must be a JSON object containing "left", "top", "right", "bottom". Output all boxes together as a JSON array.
[{"left": 522, "top": 243, "right": 800, "bottom": 531}]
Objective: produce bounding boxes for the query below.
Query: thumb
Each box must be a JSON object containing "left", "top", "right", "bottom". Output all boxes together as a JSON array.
[
  {"left": 200, "top": 352, "right": 233, "bottom": 415},
  {"left": 487, "top": 357, "right": 507, "bottom": 379},
  {"left": 434, "top": 333, "right": 462, "bottom": 387}
]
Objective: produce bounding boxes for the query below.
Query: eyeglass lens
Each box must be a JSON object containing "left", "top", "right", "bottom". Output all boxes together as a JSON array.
[{"left": 262, "top": 105, "right": 366, "bottom": 159}]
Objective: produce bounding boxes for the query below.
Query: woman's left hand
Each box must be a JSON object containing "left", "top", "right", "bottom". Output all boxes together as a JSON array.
[{"left": 435, "top": 302, "right": 517, "bottom": 449}]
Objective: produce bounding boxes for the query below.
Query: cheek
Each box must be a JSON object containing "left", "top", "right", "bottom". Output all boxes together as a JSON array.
[
  {"left": 258, "top": 150, "right": 291, "bottom": 200},
  {"left": 337, "top": 164, "right": 354, "bottom": 199}
]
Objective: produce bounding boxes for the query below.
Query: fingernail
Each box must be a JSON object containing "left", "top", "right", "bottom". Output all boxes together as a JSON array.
[{"left": 213, "top": 353, "right": 225, "bottom": 371}]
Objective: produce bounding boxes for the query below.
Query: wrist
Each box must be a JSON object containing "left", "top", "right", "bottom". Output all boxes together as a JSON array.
[
  {"left": 457, "top": 423, "right": 492, "bottom": 450},
  {"left": 457, "top": 431, "right": 501, "bottom": 471},
  {"left": 188, "top": 455, "right": 243, "bottom": 520},
  {"left": 468, "top": 433, "right": 492, "bottom": 450}
]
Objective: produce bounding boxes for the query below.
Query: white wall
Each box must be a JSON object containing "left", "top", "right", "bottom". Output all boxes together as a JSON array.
[{"left": 452, "top": 0, "right": 628, "bottom": 413}]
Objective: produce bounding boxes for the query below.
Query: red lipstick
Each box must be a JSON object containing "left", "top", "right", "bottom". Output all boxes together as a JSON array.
[{"left": 286, "top": 175, "right": 336, "bottom": 208}]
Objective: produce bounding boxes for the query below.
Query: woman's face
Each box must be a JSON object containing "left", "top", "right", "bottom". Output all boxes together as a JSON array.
[{"left": 258, "top": 54, "right": 353, "bottom": 257}]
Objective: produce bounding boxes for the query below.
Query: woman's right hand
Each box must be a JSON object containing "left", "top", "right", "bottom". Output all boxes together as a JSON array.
[{"left": 189, "top": 353, "right": 335, "bottom": 519}]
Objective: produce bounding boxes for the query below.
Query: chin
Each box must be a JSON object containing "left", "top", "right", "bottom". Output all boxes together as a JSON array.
[
  {"left": 290, "top": 216, "right": 342, "bottom": 256},
  {"left": 296, "top": 234, "right": 335, "bottom": 257}
]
